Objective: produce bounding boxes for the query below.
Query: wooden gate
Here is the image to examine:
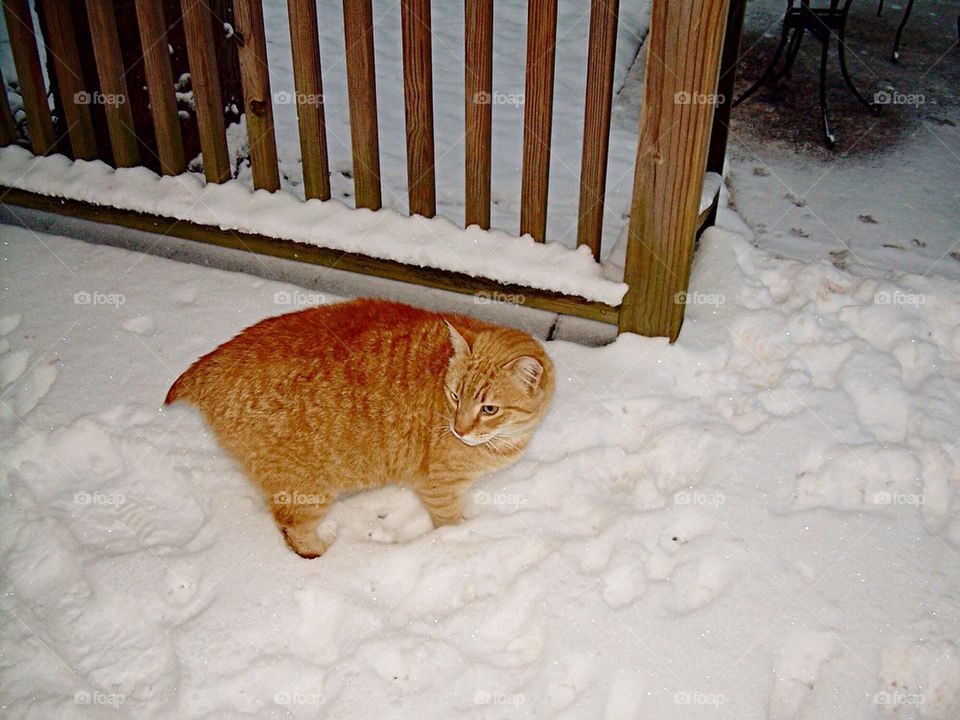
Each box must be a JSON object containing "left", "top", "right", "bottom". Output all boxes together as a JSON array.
[{"left": 0, "top": 0, "right": 742, "bottom": 340}]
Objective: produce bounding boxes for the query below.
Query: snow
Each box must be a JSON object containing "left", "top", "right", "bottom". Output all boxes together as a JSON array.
[
  {"left": 0, "top": 145, "right": 627, "bottom": 305},
  {"left": 2, "top": 217, "right": 959, "bottom": 718},
  {"left": 1, "top": 0, "right": 958, "bottom": 716}
]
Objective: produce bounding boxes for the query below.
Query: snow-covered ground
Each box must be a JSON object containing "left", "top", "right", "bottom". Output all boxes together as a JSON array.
[
  {"left": 2, "top": 1, "right": 959, "bottom": 718},
  {"left": 2, "top": 215, "right": 959, "bottom": 718}
]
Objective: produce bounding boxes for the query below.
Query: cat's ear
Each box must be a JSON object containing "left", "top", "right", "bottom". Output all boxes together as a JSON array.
[
  {"left": 504, "top": 356, "right": 543, "bottom": 392},
  {"left": 444, "top": 319, "right": 472, "bottom": 357}
]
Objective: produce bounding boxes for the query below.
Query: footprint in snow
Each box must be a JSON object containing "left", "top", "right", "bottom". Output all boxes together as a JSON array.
[
  {"left": 0, "top": 313, "right": 22, "bottom": 335},
  {"left": 544, "top": 653, "right": 597, "bottom": 714},
  {"left": 173, "top": 286, "right": 198, "bottom": 305},
  {"left": 0, "top": 347, "right": 59, "bottom": 418},
  {"left": 0, "top": 347, "right": 30, "bottom": 386},
  {"left": 768, "top": 631, "right": 836, "bottom": 719},
  {"left": 4, "top": 515, "right": 177, "bottom": 708},
  {"left": 122, "top": 315, "right": 155, "bottom": 335}
]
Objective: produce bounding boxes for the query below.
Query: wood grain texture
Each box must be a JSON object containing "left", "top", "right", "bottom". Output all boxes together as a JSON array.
[
  {"left": 400, "top": 0, "right": 436, "bottom": 218},
  {"left": 2, "top": 0, "right": 55, "bottom": 154},
  {"left": 85, "top": 0, "right": 139, "bottom": 167},
  {"left": 464, "top": 0, "right": 492, "bottom": 229},
  {"left": 40, "top": 0, "right": 98, "bottom": 159},
  {"left": 520, "top": 0, "right": 557, "bottom": 243},
  {"left": 181, "top": 0, "right": 230, "bottom": 183},
  {"left": 342, "top": 0, "right": 381, "bottom": 210},
  {"left": 618, "top": 0, "right": 730, "bottom": 340},
  {"left": 0, "top": 63, "right": 16, "bottom": 146},
  {"left": 1, "top": 185, "right": 619, "bottom": 324},
  {"left": 576, "top": 0, "right": 619, "bottom": 260},
  {"left": 134, "top": 0, "right": 186, "bottom": 174},
  {"left": 234, "top": 0, "right": 280, "bottom": 191},
  {"left": 287, "top": 0, "right": 331, "bottom": 200}
]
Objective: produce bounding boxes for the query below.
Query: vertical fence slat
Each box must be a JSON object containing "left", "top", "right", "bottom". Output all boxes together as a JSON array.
[
  {"left": 181, "top": 0, "right": 230, "bottom": 183},
  {"left": 288, "top": 0, "right": 330, "bottom": 200},
  {"left": 520, "top": 0, "right": 557, "bottom": 243},
  {"left": 706, "top": 0, "right": 745, "bottom": 176},
  {"left": 2, "top": 0, "right": 55, "bottom": 154},
  {"left": 576, "top": 0, "right": 619, "bottom": 260},
  {"left": 41, "top": 0, "right": 98, "bottom": 159},
  {"left": 134, "top": 0, "right": 185, "bottom": 175},
  {"left": 464, "top": 0, "right": 492, "bottom": 229},
  {"left": 400, "top": 0, "right": 436, "bottom": 218},
  {"left": 342, "top": 0, "right": 381, "bottom": 210},
  {"left": 618, "top": 0, "right": 730, "bottom": 340},
  {"left": 234, "top": 0, "right": 280, "bottom": 191},
  {"left": 85, "top": 0, "right": 139, "bottom": 167},
  {"left": 0, "top": 65, "right": 16, "bottom": 146}
]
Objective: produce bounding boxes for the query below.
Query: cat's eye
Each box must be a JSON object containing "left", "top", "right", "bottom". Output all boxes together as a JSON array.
[
  {"left": 448, "top": 388, "right": 460, "bottom": 403},
  {"left": 480, "top": 404, "right": 499, "bottom": 416}
]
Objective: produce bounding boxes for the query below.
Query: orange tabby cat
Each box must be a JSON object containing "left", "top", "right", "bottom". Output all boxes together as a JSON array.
[{"left": 165, "top": 298, "right": 554, "bottom": 557}]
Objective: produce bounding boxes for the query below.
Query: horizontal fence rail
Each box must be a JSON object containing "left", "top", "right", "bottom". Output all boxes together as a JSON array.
[{"left": 0, "top": 0, "right": 735, "bottom": 340}]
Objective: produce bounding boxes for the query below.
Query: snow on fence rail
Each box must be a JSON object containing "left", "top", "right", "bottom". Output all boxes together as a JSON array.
[{"left": 0, "top": 0, "right": 740, "bottom": 339}]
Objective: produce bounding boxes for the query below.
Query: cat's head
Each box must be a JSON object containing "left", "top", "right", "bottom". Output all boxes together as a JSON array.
[{"left": 442, "top": 320, "right": 554, "bottom": 450}]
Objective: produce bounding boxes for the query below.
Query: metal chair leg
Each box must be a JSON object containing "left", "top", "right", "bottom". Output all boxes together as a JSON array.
[
  {"left": 892, "top": 0, "right": 916, "bottom": 62},
  {"left": 774, "top": 26, "right": 805, "bottom": 81},
  {"left": 877, "top": 0, "right": 884, "bottom": 17},
  {"left": 734, "top": 18, "right": 793, "bottom": 107},
  {"left": 818, "top": 32, "right": 835, "bottom": 148},
  {"left": 838, "top": 15, "right": 880, "bottom": 113}
]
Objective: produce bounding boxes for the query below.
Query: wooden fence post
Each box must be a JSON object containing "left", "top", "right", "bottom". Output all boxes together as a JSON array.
[
  {"left": 576, "top": 0, "right": 619, "bottom": 259},
  {"left": 234, "top": 0, "right": 280, "bottom": 192},
  {"left": 134, "top": 0, "right": 186, "bottom": 175},
  {"left": 706, "top": 0, "right": 746, "bottom": 177},
  {"left": 520, "top": 0, "right": 557, "bottom": 243},
  {"left": 288, "top": 0, "right": 331, "bottom": 201},
  {"left": 400, "top": 0, "right": 436, "bottom": 218},
  {"left": 342, "top": 0, "right": 382, "bottom": 210},
  {"left": 181, "top": 0, "right": 231, "bottom": 183},
  {"left": 40, "top": 0, "right": 98, "bottom": 160},
  {"left": 464, "top": 0, "right": 492, "bottom": 229},
  {"left": 2, "top": 0, "right": 55, "bottom": 154},
  {"left": 0, "top": 64, "right": 17, "bottom": 146},
  {"left": 618, "top": 0, "right": 730, "bottom": 340},
  {"left": 85, "top": 0, "right": 139, "bottom": 167}
]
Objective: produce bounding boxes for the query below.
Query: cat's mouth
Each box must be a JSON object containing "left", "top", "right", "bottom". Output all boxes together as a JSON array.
[{"left": 450, "top": 427, "right": 488, "bottom": 447}]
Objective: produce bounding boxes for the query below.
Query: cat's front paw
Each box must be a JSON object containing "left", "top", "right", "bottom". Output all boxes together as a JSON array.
[{"left": 282, "top": 526, "right": 329, "bottom": 559}]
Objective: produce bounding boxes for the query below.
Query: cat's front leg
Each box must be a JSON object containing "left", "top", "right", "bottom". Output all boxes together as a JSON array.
[{"left": 415, "top": 476, "right": 472, "bottom": 528}]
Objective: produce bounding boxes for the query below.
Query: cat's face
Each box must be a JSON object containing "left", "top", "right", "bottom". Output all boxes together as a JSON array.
[{"left": 442, "top": 321, "right": 553, "bottom": 450}]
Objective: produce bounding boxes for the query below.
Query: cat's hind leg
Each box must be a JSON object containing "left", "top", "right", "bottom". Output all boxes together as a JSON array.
[{"left": 269, "top": 494, "right": 331, "bottom": 558}]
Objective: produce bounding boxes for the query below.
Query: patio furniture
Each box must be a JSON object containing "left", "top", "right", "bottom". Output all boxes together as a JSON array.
[
  {"left": 877, "top": 0, "right": 960, "bottom": 62},
  {"left": 734, "top": 0, "right": 878, "bottom": 148}
]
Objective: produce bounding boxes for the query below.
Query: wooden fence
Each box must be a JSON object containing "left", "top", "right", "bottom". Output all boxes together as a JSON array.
[{"left": 0, "top": 0, "right": 742, "bottom": 340}]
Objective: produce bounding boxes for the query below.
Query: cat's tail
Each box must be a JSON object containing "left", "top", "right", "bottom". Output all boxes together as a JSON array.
[{"left": 164, "top": 365, "right": 198, "bottom": 405}]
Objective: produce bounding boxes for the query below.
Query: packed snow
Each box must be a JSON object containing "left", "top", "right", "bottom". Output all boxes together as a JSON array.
[{"left": 1, "top": 216, "right": 958, "bottom": 718}]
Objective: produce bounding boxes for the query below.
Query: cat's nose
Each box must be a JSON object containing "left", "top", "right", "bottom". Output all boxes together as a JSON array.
[{"left": 453, "top": 415, "right": 472, "bottom": 437}]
